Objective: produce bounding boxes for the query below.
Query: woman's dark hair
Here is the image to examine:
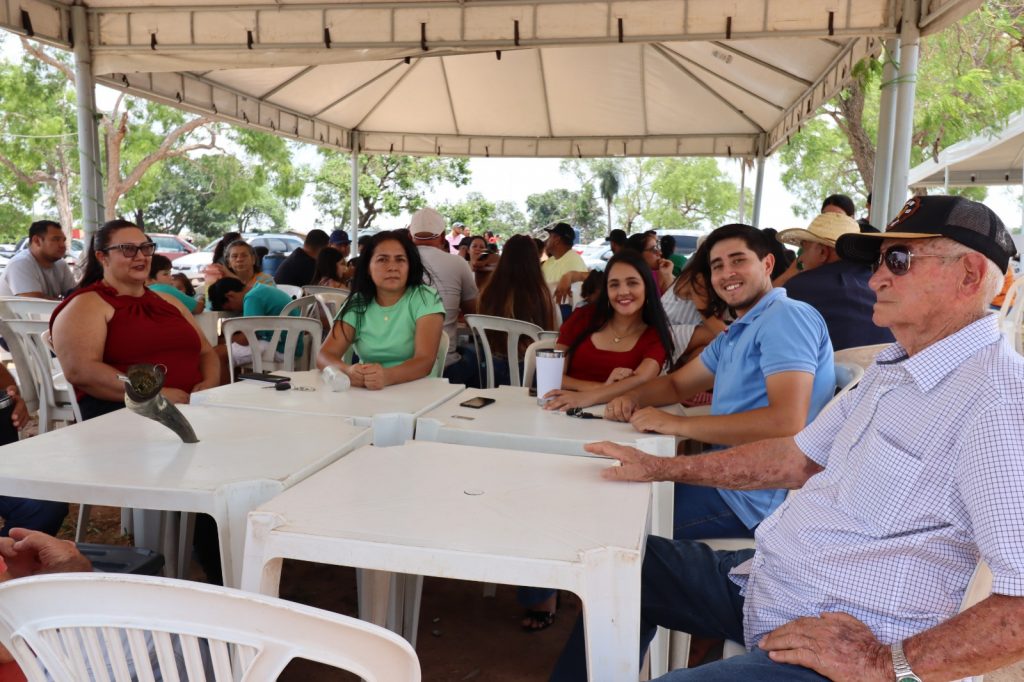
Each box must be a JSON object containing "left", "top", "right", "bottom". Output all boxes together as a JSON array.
[
  {"left": 564, "top": 249, "right": 674, "bottom": 367},
  {"left": 478, "top": 235, "right": 554, "bottom": 330},
  {"left": 463, "top": 235, "right": 487, "bottom": 261},
  {"left": 80, "top": 219, "right": 143, "bottom": 289},
  {"left": 171, "top": 273, "right": 195, "bottom": 296},
  {"left": 211, "top": 231, "right": 242, "bottom": 265},
  {"left": 207, "top": 277, "right": 245, "bottom": 311},
  {"left": 625, "top": 231, "right": 656, "bottom": 254},
  {"left": 314, "top": 247, "right": 345, "bottom": 285},
  {"left": 760, "top": 228, "right": 795, "bottom": 279},
  {"left": 148, "top": 254, "right": 173, "bottom": 279},
  {"left": 334, "top": 230, "right": 430, "bottom": 341},
  {"left": 580, "top": 269, "right": 605, "bottom": 301},
  {"left": 252, "top": 245, "right": 269, "bottom": 269},
  {"left": 821, "top": 193, "right": 855, "bottom": 217},
  {"left": 673, "top": 238, "right": 726, "bottom": 319},
  {"left": 224, "top": 239, "right": 263, "bottom": 274}
]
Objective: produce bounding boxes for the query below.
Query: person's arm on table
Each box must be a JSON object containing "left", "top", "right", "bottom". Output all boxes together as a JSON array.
[
  {"left": 361, "top": 313, "right": 444, "bottom": 390},
  {"left": 545, "top": 357, "right": 662, "bottom": 410},
  {"left": 316, "top": 321, "right": 366, "bottom": 387},
  {"left": 604, "top": 356, "right": 715, "bottom": 421},
  {"left": 53, "top": 294, "right": 189, "bottom": 404},
  {"left": 629, "top": 370, "right": 814, "bottom": 445},
  {"left": 592, "top": 435, "right": 820, "bottom": 489}
]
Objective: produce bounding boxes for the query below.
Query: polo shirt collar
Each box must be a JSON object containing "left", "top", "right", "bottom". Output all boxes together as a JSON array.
[
  {"left": 729, "top": 287, "right": 786, "bottom": 330},
  {"left": 876, "top": 314, "right": 1001, "bottom": 391}
]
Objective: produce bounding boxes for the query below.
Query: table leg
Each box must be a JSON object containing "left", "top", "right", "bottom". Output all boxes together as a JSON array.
[
  {"left": 240, "top": 511, "right": 285, "bottom": 596},
  {"left": 582, "top": 549, "right": 643, "bottom": 682}
]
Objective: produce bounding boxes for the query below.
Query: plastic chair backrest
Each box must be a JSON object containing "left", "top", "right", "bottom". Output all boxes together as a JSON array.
[
  {"left": 832, "top": 343, "right": 891, "bottom": 371},
  {"left": 0, "top": 318, "right": 81, "bottom": 429},
  {"left": 0, "top": 319, "right": 40, "bottom": 414},
  {"left": 276, "top": 283, "right": 303, "bottom": 300},
  {"left": 281, "top": 294, "right": 320, "bottom": 319},
  {"left": 221, "top": 316, "right": 323, "bottom": 381},
  {"left": 432, "top": 332, "right": 450, "bottom": 378},
  {"left": 312, "top": 291, "right": 349, "bottom": 321},
  {"left": 464, "top": 314, "right": 544, "bottom": 388},
  {"left": 303, "top": 285, "right": 348, "bottom": 297},
  {"left": 0, "top": 297, "right": 59, "bottom": 321},
  {"left": 0, "top": 573, "right": 421, "bottom": 682},
  {"left": 522, "top": 337, "right": 558, "bottom": 388}
]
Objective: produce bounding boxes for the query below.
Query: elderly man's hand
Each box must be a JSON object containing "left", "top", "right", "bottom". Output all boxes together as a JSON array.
[
  {"left": 0, "top": 528, "right": 91, "bottom": 579},
  {"left": 585, "top": 441, "right": 662, "bottom": 482},
  {"left": 759, "top": 612, "right": 891, "bottom": 682}
]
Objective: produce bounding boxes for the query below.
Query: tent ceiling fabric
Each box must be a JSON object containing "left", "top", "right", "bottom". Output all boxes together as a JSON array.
[
  {"left": 2, "top": 0, "right": 982, "bottom": 158},
  {"left": 908, "top": 111, "right": 1024, "bottom": 188}
]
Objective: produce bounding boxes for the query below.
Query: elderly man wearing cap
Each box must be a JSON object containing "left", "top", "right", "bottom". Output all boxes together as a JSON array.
[
  {"left": 408, "top": 208, "right": 480, "bottom": 387},
  {"left": 551, "top": 195, "right": 1024, "bottom": 681},
  {"left": 541, "top": 222, "right": 589, "bottom": 308},
  {"left": 775, "top": 213, "right": 894, "bottom": 350},
  {"left": 328, "top": 230, "right": 352, "bottom": 259}
]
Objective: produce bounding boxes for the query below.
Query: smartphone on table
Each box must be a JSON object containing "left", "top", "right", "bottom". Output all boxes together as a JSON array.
[{"left": 460, "top": 397, "right": 496, "bottom": 409}]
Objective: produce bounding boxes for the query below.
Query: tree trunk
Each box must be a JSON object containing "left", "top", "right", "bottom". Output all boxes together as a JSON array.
[
  {"left": 606, "top": 200, "right": 612, "bottom": 233},
  {"left": 134, "top": 208, "right": 145, "bottom": 228},
  {"left": 834, "top": 79, "right": 875, "bottom": 189}
]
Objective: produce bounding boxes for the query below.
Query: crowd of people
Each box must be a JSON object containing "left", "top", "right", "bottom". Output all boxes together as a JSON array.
[{"left": 0, "top": 190, "right": 1021, "bottom": 681}]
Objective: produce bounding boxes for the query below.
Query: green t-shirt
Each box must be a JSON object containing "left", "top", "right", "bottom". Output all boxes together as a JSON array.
[
  {"left": 340, "top": 286, "right": 445, "bottom": 372},
  {"left": 149, "top": 283, "right": 200, "bottom": 312},
  {"left": 243, "top": 283, "right": 302, "bottom": 355},
  {"left": 668, "top": 253, "right": 688, "bottom": 277}
]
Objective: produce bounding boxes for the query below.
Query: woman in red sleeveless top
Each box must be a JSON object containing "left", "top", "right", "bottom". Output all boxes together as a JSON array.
[{"left": 50, "top": 220, "right": 219, "bottom": 420}]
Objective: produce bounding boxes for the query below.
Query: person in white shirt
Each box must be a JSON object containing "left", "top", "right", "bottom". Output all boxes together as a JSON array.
[{"left": 0, "top": 220, "right": 77, "bottom": 299}]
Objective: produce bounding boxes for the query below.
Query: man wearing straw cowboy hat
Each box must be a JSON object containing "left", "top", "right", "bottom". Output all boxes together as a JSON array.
[{"left": 775, "top": 213, "right": 894, "bottom": 350}]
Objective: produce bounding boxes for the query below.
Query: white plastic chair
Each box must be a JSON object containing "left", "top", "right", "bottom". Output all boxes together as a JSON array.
[
  {"left": 276, "top": 283, "right": 303, "bottom": 300},
  {"left": 311, "top": 291, "right": 349, "bottom": 323},
  {"left": 0, "top": 297, "right": 59, "bottom": 321},
  {"left": 463, "top": 314, "right": 544, "bottom": 388},
  {"left": 522, "top": 337, "right": 558, "bottom": 388},
  {"left": 303, "top": 285, "right": 349, "bottom": 297},
  {"left": 826, "top": 360, "right": 865, "bottom": 409},
  {"left": 281, "top": 294, "right": 320, "bottom": 319},
  {"left": 0, "top": 573, "right": 421, "bottom": 682},
  {"left": 833, "top": 342, "right": 892, "bottom": 371},
  {"left": 0, "top": 319, "right": 80, "bottom": 433},
  {"left": 997, "top": 275, "right": 1024, "bottom": 354},
  {"left": 221, "top": 316, "right": 323, "bottom": 382}
]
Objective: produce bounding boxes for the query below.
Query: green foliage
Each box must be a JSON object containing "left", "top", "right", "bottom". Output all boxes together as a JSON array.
[
  {"left": 437, "top": 192, "right": 526, "bottom": 237},
  {"left": 313, "top": 152, "right": 470, "bottom": 230},
  {"left": 524, "top": 187, "right": 601, "bottom": 239},
  {"left": 779, "top": 118, "right": 864, "bottom": 219},
  {"left": 645, "top": 158, "right": 745, "bottom": 228}
]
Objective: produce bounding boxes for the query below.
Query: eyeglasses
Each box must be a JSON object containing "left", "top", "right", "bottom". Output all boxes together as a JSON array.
[
  {"left": 644, "top": 246, "right": 661, "bottom": 254},
  {"left": 872, "top": 244, "right": 962, "bottom": 276},
  {"left": 103, "top": 242, "right": 157, "bottom": 258}
]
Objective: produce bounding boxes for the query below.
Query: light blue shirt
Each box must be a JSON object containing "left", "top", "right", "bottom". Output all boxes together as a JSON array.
[
  {"left": 733, "top": 316, "right": 1024, "bottom": 647},
  {"left": 699, "top": 288, "right": 834, "bottom": 528}
]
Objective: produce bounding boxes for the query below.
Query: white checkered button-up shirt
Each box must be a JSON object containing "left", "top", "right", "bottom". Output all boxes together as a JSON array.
[{"left": 731, "top": 315, "right": 1024, "bottom": 648}]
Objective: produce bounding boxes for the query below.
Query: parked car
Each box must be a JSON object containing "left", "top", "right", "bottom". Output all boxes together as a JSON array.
[
  {"left": 172, "top": 232, "right": 303, "bottom": 283},
  {"left": 656, "top": 229, "right": 707, "bottom": 258},
  {"left": 0, "top": 236, "right": 84, "bottom": 274},
  {"left": 581, "top": 238, "right": 614, "bottom": 271},
  {"left": 147, "top": 233, "right": 197, "bottom": 261}
]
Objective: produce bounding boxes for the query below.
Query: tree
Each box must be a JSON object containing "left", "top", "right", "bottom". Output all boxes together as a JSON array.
[
  {"left": 437, "top": 193, "right": 527, "bottom": 237},
  {"left": 525, "top": 187, "right": 601, "bottom": 239},
  {"left": 779, "top": 0, "right": 1024, "bottom": 217},
  {"left": 594, "top": 162, "right": 621, "bottom": 233},
  {"left": 312, "top": 152, "right": 470, "bottom": 230},
  {"left": 645, "top": 158, "right": 744, "bottom": 228}
]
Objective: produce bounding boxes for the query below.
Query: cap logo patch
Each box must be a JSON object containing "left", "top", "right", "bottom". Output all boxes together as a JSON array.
[{"left": 887, "top": 197, "right": 921, "bottom": 229}]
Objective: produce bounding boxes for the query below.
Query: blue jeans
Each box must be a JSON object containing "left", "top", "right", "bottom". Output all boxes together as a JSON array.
[
  {"left": 674, "top": 484, "right": 752, "bottom": 540},
  {"left": 550, "top": 537, "right": 827, "bottom": 681},
  {"left": 0, "top": 497, "right": 68, "bottom": 536},
  {"left": 442, "top": 345, "right": 481, "bottom": 388}
]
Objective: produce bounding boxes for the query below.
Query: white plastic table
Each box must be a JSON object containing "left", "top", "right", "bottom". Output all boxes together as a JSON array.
[
  {"left": 0, "top": 405, "right": 371, "bottom": 587},
  {"left": 191, "top": 372, "right": 465, "bottom": 444},
  {"left": 241, "top": 441, "right": 651, "bottom": 682},
  {"left": 416, "top": 385, "right": 687, "bottom": 675}
]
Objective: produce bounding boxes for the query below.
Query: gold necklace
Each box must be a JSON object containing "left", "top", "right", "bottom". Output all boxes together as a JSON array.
[{"left": 608, "top": 322, "right": 644, "bottom": 343}]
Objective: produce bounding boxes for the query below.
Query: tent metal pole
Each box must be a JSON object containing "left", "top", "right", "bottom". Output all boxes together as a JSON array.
[
  {"left": 737, "top": 160, "right": 747, "bottom": 223},
  {"left": 870, "top": 38, "right": 899, "bottom": 227},
  {"left": 350, "top": 140, "right": 360, "bottom": 254},
  {"left": 752, "top": 154, "right": 766, "bottom": 228},
  {"left": 887, "top": 0, "right": 921, "bottom": 221},
  {"left": 71, "top": 3, "right": 103, "bottom": 240}
]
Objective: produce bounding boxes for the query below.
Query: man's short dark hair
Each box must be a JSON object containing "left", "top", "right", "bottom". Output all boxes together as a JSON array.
[
  {"left": 608, "top": 229, "right": 627, "bottom": 247},
  {"left": 149, "top": 254, "right": 173, "bottom": 279},
  {"left": 207, "top": 277, "right": 245, "bottom": 311},
  {"left": 304, "top": 229, "right": 330, "bottom": 249},
  {"left": 660, "top": 235, "right": 676, "bottom": 256},
  {"left": 821, "top": 194, "right": 856, "bottom": 217},
  {"left": 29, "top": 220, "right": 61, "bottom": 241},
  {"left": 703, "top": 224, "right": 772, "bottom": 261}
]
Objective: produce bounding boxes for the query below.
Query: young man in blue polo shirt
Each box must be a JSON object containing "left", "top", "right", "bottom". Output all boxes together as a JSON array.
[{"left": 606, "top": 223, "right": 835, "bottom": 540}]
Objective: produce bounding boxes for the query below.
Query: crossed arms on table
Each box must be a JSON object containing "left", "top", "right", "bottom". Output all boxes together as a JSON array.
[
  {"left": 594, "top": 438, "right": 1024, "bottom": 682},
  {"left": 606, "top": 356, "right": 815, "bottom": 446}
]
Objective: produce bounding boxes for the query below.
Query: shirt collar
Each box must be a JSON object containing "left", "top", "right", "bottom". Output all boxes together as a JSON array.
[
  {"left": 876, "top": 314, "right": 1002, "bottom": 391},
  {"left": 729, "top": 287, "right": 786, "bottom": 330}
]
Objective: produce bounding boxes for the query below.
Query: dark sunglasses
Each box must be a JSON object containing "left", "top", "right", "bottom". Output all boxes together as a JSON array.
[
  {"left": 872, "top": 244, "right": 961, "bottom": 276},
  {"left": 103, "top": 242, "right": 157, "bottom": 258}
]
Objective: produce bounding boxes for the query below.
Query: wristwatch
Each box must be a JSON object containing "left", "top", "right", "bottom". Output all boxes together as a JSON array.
[{"left": 891, "top": 641, "right": 922, "bottom": 682}]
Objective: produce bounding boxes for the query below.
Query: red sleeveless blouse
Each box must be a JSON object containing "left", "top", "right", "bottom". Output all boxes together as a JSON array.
[{"left": 51, "top": 282, "right": 203, "bottom": 395}]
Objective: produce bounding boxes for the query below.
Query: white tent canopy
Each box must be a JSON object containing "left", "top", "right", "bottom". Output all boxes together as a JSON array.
[
  {"left": 908, "top": 110, "right": 1024, "bottom": 188},
  {"left": 2, "top": 0, "right": 979, "bottom": 158}
]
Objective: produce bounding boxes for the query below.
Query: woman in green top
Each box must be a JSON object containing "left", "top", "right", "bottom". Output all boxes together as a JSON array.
[
  {"left": 147, "top": 254, "right": 204, "bottom": 313},
  {"left": 317, "top": 230, "right": 444, "bottom": 390}
]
